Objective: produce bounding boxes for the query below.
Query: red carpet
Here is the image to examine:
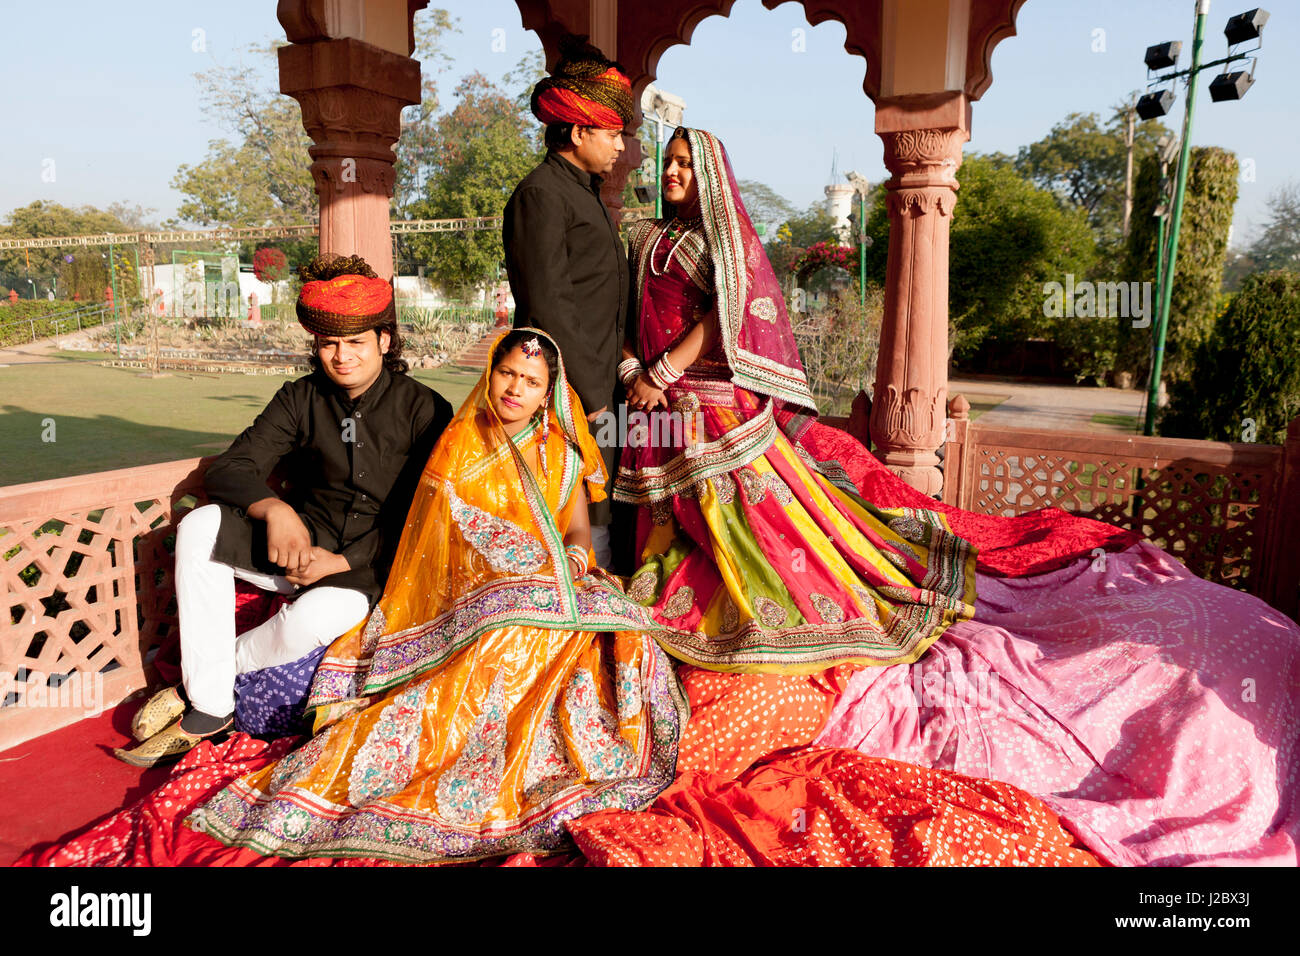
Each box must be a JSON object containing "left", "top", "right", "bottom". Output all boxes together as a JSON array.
[{"left": 0, "top": 697, "right": 170, "bottom": 865}]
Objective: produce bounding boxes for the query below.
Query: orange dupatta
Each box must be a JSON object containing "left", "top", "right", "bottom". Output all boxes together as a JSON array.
[{"left": 306, "top": 329, "right": 664, "bottom": 725}]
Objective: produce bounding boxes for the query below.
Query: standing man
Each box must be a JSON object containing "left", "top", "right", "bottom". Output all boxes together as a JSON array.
[
  {"left": 503, "top": 36, "right": 633, "bottom": 569},
  {"left": 117, "top": 254, "right": 453, "bottom": 766}
]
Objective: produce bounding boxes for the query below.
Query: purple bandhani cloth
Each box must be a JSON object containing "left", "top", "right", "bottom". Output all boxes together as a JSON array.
[
  {"left": 815, "top": 541, "right": 1300, "bottom": 866},
  {"left": 233, "top": 646, "right": 329, "bottom": 738}
]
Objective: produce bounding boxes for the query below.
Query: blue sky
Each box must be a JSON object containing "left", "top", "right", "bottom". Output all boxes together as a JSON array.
[{"left": 2, "top": 0, "right": 1295, "bottom": 245}]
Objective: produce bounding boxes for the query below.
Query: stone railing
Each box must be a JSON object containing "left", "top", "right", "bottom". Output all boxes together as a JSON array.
[
  {"left": 942, "top": 395, "right": 1300, "bottom": 618},
  {"left": 1, "top": 459, "right": 210, "bottom": 751},
  {"left": 3, "top": 407, "right": 1298, "bottom": 751}
]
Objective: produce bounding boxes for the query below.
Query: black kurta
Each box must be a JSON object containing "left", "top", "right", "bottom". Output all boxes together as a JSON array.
[
  {"left": 203, "top": 367, "right": 453, "bottom": 604},
  {"left": 503, "top": 150, "right": 629, "bottom": 524}
]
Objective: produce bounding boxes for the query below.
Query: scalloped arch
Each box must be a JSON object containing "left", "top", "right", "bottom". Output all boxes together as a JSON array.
[{"left": 512, "top": 0, "right": 1028, "bottom": 106}]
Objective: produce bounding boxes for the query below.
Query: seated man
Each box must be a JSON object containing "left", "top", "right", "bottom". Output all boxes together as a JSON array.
[{"left": 116, "top": 254, "right": 453, "bottom": 766}]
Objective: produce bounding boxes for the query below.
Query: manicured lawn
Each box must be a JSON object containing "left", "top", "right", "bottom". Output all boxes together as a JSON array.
[
  {"left": 0, "top": 355, "right": 479, "bottom": 486},
  {"left": 1090, "top": 412, "right": 1142, "bottom": 432},
  {"left": 0, "top": 356, "right": 1008, "bottom": 487},
  {"left": 958, "top": 392, "right": 1010, "bottom": 422}
]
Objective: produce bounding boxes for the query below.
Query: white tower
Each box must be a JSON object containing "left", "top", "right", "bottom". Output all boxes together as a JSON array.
[{"left": 824, "top": 151, "right": 854, "bottom": 244}]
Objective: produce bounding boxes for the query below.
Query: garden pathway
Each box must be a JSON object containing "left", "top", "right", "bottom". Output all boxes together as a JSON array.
[
  {"left": 949, "top": 377, "right": 1147, "bottom": 434},
  {"left": 0, "top": 335, "right": 74, "bottom": 367}
]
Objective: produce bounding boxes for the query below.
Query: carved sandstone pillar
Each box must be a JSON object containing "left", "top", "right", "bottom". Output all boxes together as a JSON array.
[
  {"left": 278, "top": 39, "right": 422, "bottom": 280},
  {"left": 869, "top": 92, "right": 970, "bottom": 496}
]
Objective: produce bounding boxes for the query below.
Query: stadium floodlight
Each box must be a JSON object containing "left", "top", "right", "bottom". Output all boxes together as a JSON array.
[
  {"left": 1145, "top": 41, "right": 1182, "bottom": 71},
  {"left": 1209, "top": 68, "right": 1256, "bottom": 101},
  {"left": 1136, "top": 89, "right": 1176, "bottom": 119},
  {"left": 1224, "top": 8, "right": 1268, "bottom": 45}
]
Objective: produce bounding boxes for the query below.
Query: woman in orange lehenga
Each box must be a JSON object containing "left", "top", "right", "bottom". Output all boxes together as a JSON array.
[{"left": 187, "top": 329, "right": 686, "bottom": 863}]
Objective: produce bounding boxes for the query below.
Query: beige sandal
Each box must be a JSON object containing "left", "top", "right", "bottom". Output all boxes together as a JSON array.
[
  {"left": 113, "top": 715, "right": 232, "bottom": 768},
  {"left": 130, "top": 685, "right": 187, "bottom": 742}
]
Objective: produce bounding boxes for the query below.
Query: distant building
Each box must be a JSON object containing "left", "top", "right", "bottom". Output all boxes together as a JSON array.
[{"left": 824, "top": 151, "right": 854, "bottom": 244}]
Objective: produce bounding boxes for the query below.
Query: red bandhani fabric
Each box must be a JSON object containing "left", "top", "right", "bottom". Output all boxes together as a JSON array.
[
  {"left": 676, "top": 664, "right": 857, "bottom": 778},
  {"left": 791, "top": 417, "right": 1142, "bottom": 577},
  {"left": 19, "top": 737, "right": 1099, "bottom": 867},
  {"left": 568, "top": 748, "right": 1103, "bottom": 867}
]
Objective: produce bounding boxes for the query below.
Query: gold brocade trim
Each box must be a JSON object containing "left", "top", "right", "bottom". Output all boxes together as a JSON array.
[
  {"left": 661, "top": 585, "right": 695, "bottom": 619},
  {"left": 613, "top": 397, "right": 778, "bottom": 504},
  {"left": 811, "top": 592, "right": 845, "bottom": 624},
  {"left": 736, "top": 467, "right": 765, "bottom": 502},
  {"left": 753, "top": 596, "right": 788, "bottom": 628},
  {"left": 628, "top": 566, "right": 659, "bottom": 604},
  {"left": 667, "top": 376, "right": 733, "bottom": 407},
  {"left": 673, "top": 229, "right": 712, "bottom": 292}
]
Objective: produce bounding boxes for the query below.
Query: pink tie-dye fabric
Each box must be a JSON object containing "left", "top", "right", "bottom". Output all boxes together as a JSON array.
[{"left": 815, "top": 541, "right": 1300, "bottom": 866}]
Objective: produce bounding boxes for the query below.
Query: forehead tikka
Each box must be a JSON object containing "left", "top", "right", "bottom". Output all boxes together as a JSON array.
[{"left": 521, "top": 336, "right": 543, "bottom": 359}]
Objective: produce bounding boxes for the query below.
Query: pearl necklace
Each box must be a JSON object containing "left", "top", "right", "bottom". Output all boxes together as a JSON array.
[{"left": 650, "top": 217, "right": 701, "bottom": 276}]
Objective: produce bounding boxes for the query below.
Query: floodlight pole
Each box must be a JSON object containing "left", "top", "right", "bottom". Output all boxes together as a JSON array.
[
  {"left": 654, "top": 117, "right": 663, "bottom": 219},
  {"left": 108, "top": 239, "right": 121, "bottom": 352},
  {"left": 1144, "top": 0, "right": 1209, "bottom": 436},
  {"left": 857, "top": 193, "right": 867, "bottom": 306}
]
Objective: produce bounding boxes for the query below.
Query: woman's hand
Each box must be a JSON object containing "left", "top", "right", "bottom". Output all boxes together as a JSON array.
[
  {"left": 563, "top": 486, "right": 592, "bottom": 579},
  {"left": 628, "top": 373, "right": 669, "bottom": 411}
]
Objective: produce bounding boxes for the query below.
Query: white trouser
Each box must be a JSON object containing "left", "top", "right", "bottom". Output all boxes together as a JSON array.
[
  {"left": 174, "top": 504, "right": 369, "bottom": 717},
  {"left": 590, "top": 524, "right": 612, "bottom": 569}
]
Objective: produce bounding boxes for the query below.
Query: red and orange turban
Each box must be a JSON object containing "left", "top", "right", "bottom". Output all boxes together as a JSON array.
[
  {"left": 295, "top": 254, "right": 394, "bottom": 336},
  {"left": 530, "top": 36, "right": 633, "bottom": 130}
]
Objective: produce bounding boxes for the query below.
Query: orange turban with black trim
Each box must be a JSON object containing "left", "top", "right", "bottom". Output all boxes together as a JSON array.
[
  {"left": 530, "top": 35, "right": 633, "bottom": 130},
  {"left": 295, "top": 254, "right": 395, "bottom": 336}
]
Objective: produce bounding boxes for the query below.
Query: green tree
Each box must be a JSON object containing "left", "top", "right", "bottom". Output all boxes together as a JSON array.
[
  {"left": 855, "top": 154, "right": 1097, "bottom": 365},
  {"left": 502, "top": 49, "right": 548, "bottom": 139},
  {"left": 739, "top": 180, "right": 797, "bottom": 236},
  {"left": 0, "top": 201, "right": 139, "bottom": 303},
  {"left": 1016, "top": 110, "right": 1172, "bottom": 253},
  {"left": 1247, "top": 182, "right": 1300, "bottom": 272},
  {"left": 1161, "top": 270, "right": 1300, "bottom": 444},
  {"left": 951, "top": 155, "right": 1098, "bottom": 362},
  {"left": 394, "top": 9, "right": 460, "bottom": 218},
  {"left": 172, "top": 47, "right": 315, "bottom": 229},
  {"left": 406, "top": 73, "right": 544, "bottom": 298},
  {"left": 1118, "top": 146, "right": 1238, "bottom": 384},
  {"left": 169, "top": 44, "right": 319, "bottom": 267},
  {"left": 765, "top": 204, "right": 840, "bottom": 282}
]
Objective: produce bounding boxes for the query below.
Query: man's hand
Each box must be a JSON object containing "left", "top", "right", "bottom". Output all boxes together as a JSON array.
[
  {"left": 586, "top": 405, "right": 608, "bottom": 423},
  {"left": 285, "top": 547, "right": 350, "bottom": 587},
  {"left": 628, "top": 374, "right": 668, "bottom": 411},
  {"left": 262, "top": 500, "right": 314, "bottom": 573}
]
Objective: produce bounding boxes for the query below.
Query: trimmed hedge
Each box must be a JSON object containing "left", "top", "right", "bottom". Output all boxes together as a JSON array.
[
  {"left": 0, "top": 301, "right": 111, "bottom": 348},
  {"left": 1161, "top": 269, "right": 1300, "bottom": 444},
  {"left": 1119, "top": 146, "right": 1238, "bottom": 385}
]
